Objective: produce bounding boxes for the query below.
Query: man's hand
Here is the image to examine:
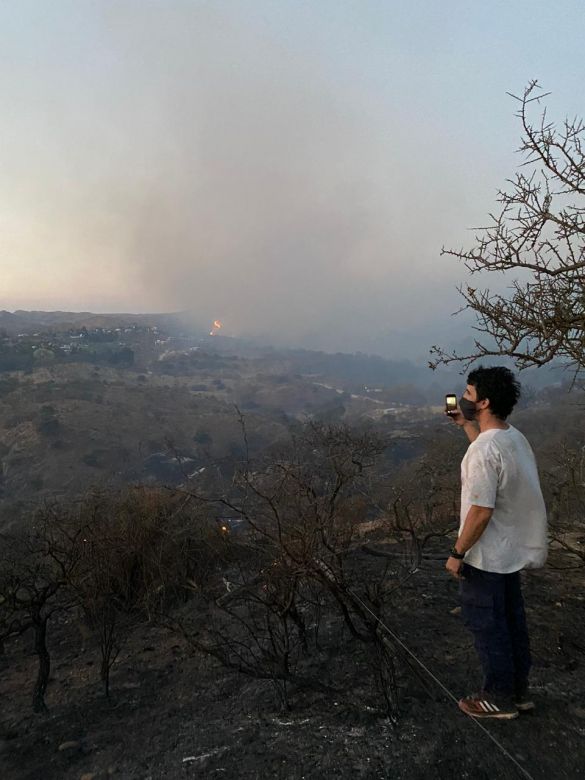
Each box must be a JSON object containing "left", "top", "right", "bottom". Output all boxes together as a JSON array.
[
  {"left": 445, "top": 555, "right": 464, "bottom": 578},
  {"left": 445, "top": 409, "right": 480, "bottom": 442},
  {"left": 445, "top": 409, "right": 466, "bottom": 427}
]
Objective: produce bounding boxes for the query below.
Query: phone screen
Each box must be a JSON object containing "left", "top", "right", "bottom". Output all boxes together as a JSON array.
[{"left": 445, "top": 394, "right": 457, "bottom": 411}]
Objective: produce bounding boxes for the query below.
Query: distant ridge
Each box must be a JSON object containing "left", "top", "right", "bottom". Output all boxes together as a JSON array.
[{"left": 0, "top": 309, "right": 185, "bottom": 335}]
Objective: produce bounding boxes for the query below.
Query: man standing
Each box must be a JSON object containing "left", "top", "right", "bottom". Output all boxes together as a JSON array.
[{"left": 446, "top": 366, "right": 548, "bottom": 720}]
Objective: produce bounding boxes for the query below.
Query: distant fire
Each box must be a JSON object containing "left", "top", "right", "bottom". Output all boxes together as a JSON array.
[{"left": 210, "top": 319, "right": 223, "bottom": 336}]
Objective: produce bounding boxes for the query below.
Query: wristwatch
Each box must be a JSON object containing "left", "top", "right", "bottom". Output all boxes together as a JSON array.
[{"left": 449, "top": 547, "right": 465, "bottom": 560}]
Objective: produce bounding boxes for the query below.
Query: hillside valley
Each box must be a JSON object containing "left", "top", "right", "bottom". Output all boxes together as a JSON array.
[{"left": 1, "top": 312, "right": 585, "bottom": 780}]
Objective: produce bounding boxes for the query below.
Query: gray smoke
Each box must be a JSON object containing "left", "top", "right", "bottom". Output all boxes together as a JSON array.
[{"left": 1, "top": 2, "right": 503, "bottom": 357}]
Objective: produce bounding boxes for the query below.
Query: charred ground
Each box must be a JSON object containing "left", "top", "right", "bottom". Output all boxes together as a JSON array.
[{"left": 1, "top": 539, "right": 584, "bottom": 780}]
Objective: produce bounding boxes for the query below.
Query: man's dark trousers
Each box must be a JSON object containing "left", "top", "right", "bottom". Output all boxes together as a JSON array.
[{"left": 459, "top": 563, "right": 532, "bottom": 699}]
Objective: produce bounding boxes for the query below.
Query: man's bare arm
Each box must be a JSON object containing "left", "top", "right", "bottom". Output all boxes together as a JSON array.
[
  {"left": 454, "top": 505, "right": 493, "bottom": 554},
  {"left": 446, "top": 410, "right": 480, "bottom": 442}
]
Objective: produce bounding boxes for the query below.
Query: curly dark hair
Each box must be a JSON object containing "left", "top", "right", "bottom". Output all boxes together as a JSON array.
[{"left": 467, "top": 365, "right": 521, "bottom": 420}]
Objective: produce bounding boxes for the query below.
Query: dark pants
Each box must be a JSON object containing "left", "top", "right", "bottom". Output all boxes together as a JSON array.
[{"left": 459, "top": 563, "right": 531, "bottom": 699}]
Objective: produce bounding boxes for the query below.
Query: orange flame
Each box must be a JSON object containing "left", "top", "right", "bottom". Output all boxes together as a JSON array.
[{"left": 210, "top": 319, "right": 223, "bottom": 336}]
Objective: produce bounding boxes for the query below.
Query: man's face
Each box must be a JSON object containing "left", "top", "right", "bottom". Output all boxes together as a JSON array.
[{"left": 463, "top": 384, "right": 489, "bottom": 412}]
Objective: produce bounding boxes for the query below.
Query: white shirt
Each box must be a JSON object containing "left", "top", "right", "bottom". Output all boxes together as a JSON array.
[{"left": 459, "top": 424, "right": 548, "bottom": 573}]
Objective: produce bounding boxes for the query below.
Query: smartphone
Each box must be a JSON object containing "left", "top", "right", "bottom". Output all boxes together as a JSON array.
[{"left": 445, "top": 394, "right": 458, "bottom": 415}]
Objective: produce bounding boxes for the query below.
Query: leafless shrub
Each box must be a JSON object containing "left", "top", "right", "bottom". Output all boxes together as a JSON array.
[
  {"left": 379, "top": 434, "right": 462, "bottom": 568},
  {"left": 1, "top": 485, "right": 234, "bottom": 707},
  {"left": 175, "top": 421, "right": 408, "bottom": 717},
  {"left": 64, "top": 487, "right": 225, "bottom": 697},
  {"left": 539, "top": 440, "right": 585, "bottom": 567}
]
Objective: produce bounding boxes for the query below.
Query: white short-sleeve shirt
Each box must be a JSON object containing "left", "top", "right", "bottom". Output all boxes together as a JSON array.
[{"left": 459, "top": 424, "right": 548, "bottom": 573}]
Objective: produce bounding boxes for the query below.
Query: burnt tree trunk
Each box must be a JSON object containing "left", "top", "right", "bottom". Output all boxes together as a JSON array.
[
  {"left": 99, "top": 607, "right": 120, "bottom": 699},
  {"left": 32, "top": 613, "right": 50, "bottom": 713}
]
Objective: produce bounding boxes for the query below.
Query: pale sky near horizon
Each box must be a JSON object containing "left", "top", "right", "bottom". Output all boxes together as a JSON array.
[{"left": 0, "top": 1, "right": 583, "bottom": 357}]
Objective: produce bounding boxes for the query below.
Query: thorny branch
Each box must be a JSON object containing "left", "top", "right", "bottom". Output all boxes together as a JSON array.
[{"left": 431, "top": 81, "right": 585, "bottom": 374}]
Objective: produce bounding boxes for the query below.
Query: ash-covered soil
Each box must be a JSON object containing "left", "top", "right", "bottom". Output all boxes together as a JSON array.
[{"left": 1, "top": 545, "right": 584, "bottom": 780}]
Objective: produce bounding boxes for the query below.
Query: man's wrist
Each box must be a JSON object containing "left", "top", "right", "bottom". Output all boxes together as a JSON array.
[{"left": 449, "top": 546, "right": 465, "bottom": 560}]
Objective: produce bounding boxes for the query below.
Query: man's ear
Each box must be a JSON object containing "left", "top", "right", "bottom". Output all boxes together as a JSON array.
[{"left": 478, "top": 397, "right": 490, "bottom": 411}]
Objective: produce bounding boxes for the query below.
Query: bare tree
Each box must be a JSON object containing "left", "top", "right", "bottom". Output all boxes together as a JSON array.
[
  {"left": 176, "top": 555, "right": 316, "bottom": 711},
  {"left": 175, "top": 422, "right": 409, "bottom": 716},
  {"left": 0, "top": 513, "right": 84, "bottom": 712},
  {"left": 430, "top": 81, "right": 584, "bottom": 373},
  {"left": 0, "top": 486, "right": 228, "bottom": 709},
  {"left": 66, "top": 488, "right": 200, "bottom": 698}
]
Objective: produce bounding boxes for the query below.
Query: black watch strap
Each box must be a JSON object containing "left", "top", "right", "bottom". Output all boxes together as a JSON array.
[{"left": 449, "top": 547, "right": 465, "bottom": 560}]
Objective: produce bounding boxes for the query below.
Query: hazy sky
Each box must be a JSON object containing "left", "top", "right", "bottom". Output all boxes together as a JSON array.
[{"left": 1, "top": 1, "right": 583, "bottom": 357}]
